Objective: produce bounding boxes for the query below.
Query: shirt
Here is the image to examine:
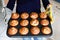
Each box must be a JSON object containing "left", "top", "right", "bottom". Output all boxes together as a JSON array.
[{"left": 6, "top": 0, "right": 50, "bottom": 13}]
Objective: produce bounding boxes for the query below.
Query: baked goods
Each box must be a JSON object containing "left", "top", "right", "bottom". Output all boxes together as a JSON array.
[
  {"left": 11, "top": 13, "right": 19, "bottom": 19},
  {"left": 41, "top": 27, "right": 51, "bottom": 34},
  {"left": 40, "top": 12, "right": 47, "bottom": 19},
  {"left": 30, "top": 12, "right": 38, "bottom": 19},
  {"left": 19, "top": 27, "right": 29, "bottom": 35},
  {"left": 30, "top": 19, "right": 39, "bottom": 26},
  {"left": 21, "top": 12, "right": 29, "bottom": 19},
  {"left": 30, "top": 26, "right": 40, "bottom": 35},
  {"left": 7, "top": 12, "right": 52, "bottom": 37},
  {"left": 20, "top": 20, "right": 29, "bottom": 26},
  {"left": 8, "top": 27, "right": 18, "bottom": 35},
  {"left": 9, "top": 20, "right": 18, "bottom": 26},
  {"left": 40, "top": 19, "right": 49, "bottom": 26}
]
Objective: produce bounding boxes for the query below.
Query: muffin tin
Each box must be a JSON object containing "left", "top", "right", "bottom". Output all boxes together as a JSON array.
[{"left": 7, "top": 12, "right": 53, "bottom": 37}]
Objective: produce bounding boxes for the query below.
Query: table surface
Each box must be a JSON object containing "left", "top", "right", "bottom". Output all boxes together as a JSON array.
[{"left": 0, "top": 0, "right": 60, "bottom": 40}]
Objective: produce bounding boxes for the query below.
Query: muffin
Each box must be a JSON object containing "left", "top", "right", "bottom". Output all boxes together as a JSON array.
[
  {"left": 30, "top": 12, "right": 38, "bottom": 19},
  {"left": 9, "top": 20, "right": 18, "bottom": 26},
  {"left": 19, "top": 27, "right": 29, "bottom": 35},
  {"left": 11, "top": 13, "right": 19, "bottom": 19},
  {"left": 40, "top": 19, "right": 49, "bottom": 26},
  {"left": 21, "top": 12, "right": 29, "bottom": 19},
  {"left": 20, "top": 20, "right": 29, "bottom": 26},
  {"left": 40, "top": 12, "right": 47, "bottom": 19},
  {"left": 30, "top": 19, "right": 39, "bottom": 26},
  {"left": 41, "top": 27, "right": 51, "bottom": 34},
  {"left": 30, "top": 26, "right": 40, "bottom": 35},
  {"left": 8, "top": 27, "right": 18, "bottom": 35}
]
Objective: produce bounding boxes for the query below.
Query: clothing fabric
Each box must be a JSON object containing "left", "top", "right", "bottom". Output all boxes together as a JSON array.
[{"left": 6, "top": 0, "right": 50, "bottom": 13}]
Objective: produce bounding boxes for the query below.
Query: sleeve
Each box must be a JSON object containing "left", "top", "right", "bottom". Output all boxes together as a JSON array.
[
  {"left": 6, "top": 0, "right": 16, "bottom": 11},
  {"left": 42, "top": 0, "right": 50, "bottom": 9}
]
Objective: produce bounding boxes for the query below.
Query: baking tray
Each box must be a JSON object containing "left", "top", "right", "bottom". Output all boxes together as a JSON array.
[{"left": 6, "top": 12, "right": 53, "bottom": 37}]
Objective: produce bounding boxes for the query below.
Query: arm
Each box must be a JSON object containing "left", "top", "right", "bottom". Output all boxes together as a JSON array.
[
  {"left": 4, "top": 0, "right": 9, "bottom": 6},
  {"left": 42, "top": 0, "right": 50, "bottom": 9},
  {"left": 6, "top": 0, "right": 16, "bottom": 11},
  {"left": 42, "top": 0, "right": 54, "bottom": 24}
]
